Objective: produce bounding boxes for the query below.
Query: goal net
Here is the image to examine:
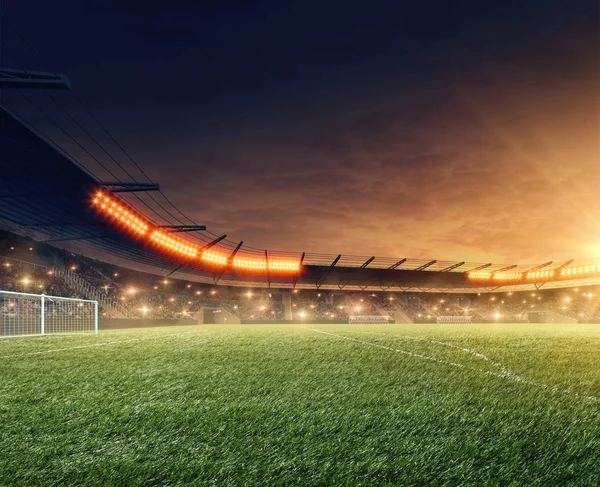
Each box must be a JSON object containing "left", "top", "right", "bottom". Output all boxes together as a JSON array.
[
  {"left": 349, "top": 315, "right": 390, "bottom": 324},
  {"left": 0, "top": 290, "right": 98, "bottom": 337},
  {"left": 436, "top": 315, "right": 472, "bottom": 324}
]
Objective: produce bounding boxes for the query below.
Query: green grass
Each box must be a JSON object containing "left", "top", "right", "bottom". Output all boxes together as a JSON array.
[{"left": 1, "top": 323, "right": 599, "bottom": 486}]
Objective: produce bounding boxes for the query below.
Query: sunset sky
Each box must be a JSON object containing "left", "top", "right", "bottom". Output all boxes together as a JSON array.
[{"left": 7, "top": 0, "right": 600, "bottom": 264}]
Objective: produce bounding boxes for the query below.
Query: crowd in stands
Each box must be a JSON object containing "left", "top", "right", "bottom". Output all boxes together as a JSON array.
[
  {"left": 0, "top": 257, "right": 72, "bottom": 298},
  {"left": 2, "top": 231, "right": 600, "bottom": 324}
]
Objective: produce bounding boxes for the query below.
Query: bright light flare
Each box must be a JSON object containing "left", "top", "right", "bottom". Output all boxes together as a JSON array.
[
  {"left": 93, "top": 192, "right": 148, "bottom": 235},
  {"left": 527, "top": 270, "right": 554, "bottom": 280},
  {"left": 150, "top": 231, "right": 197, "bottom": 258},
  {"left": 468, "top": 270, "right": 522, "bottom": 281},
  {"left": 561, "top": 264, "right": 599, "bottom": 277},
  {"left": 91, "top": 190, "right": 300, "bottom": 273}
]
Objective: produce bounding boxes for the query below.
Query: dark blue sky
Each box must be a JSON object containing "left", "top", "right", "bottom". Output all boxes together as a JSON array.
[{"left": 4, "top": 1, "right": 599, "bottom": 262}]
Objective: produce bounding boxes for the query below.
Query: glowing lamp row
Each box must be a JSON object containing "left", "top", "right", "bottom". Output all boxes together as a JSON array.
[
  {"left": 468, "top": 271, "right": 492, "bottom": 280},
  {"left": 493, "top": 272, "right": 522, "bottom": 281},
  {"left": 202, "top": 250, "right": 299, "bottom": 271},
  {"left": 93, "top": 193, "right": 149, "bottom": 235},
  {"left": 561, "top": 265, "right": 599, "bottom": 277},
  {"left": 202, "top": 250, "right": 228, "bottom": 265},
  {"left": 468, "top": 271, "right": 523, "bottom": 281},
  {"left": 233, "top": 258, "right": 267, "bottom": 270},
  {"left": 267, "top": 260, "right": 300, "bottom": 271},
  {"left": 470, "top": 264, "right": 600, "bottom": 282},
  {"left": 151, "top": 231, "right": 198, "bottom": 257},
  {"left": 234, "top": 258, "right": 299, "bottom": 271},
  {"left": 527, "top": 270, "right": 554, "bottom": 279},
  {"left": 92, "top": 191, "right": 300, "bottom": 272}
]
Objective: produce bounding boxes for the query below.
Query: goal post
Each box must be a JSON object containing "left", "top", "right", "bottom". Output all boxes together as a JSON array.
[
  {"left": 436, "top": 316, "right": 472, "bottom": 324},
  {"left": 349, "top": 315, "right": 391, "bottom": 324},
  {"left": 0, "top": 290, "right": 98, "bottom": 337}
]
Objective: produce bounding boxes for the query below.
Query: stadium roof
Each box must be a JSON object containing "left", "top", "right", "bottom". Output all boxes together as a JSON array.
[{"left": 1, "top": 103, "right": 599, "bottom": 293}]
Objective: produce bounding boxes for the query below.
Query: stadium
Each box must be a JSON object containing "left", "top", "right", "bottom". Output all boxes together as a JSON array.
[{"left": 1, "top": 3, "right": 599, "bottom": 486}]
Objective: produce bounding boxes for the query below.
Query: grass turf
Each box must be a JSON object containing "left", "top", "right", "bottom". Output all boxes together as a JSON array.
[{"left": 0, "top": 323, "right": 599, "bottom": 486}]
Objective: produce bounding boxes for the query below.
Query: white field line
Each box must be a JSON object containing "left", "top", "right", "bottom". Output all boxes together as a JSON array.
[
  {"left": 0, "top": 331, "right": 205, "bottom": 359},
  {"left": 0, "top": 325, "right": 206, "bottom": 340},
  {"left": 303, "top": 327, "right": 600, "bottom": 402},
  {"left": 340, "top": 330, "right": 514, "bottom": 377}
]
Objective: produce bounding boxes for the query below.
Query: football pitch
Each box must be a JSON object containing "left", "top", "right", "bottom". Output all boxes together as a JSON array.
[{"left": 1, "top": 323, "right": 599, "bottom": 486}]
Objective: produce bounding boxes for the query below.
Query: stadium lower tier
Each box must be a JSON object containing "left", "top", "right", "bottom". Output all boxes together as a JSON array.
[{"left": 1, "top": 232, "right": 600, "bottom": 324}]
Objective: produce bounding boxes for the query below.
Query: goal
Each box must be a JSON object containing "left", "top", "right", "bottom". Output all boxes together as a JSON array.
[
  {"left": 436, "top": 315, "right": 472, "bottom": 324},
  {"left": 349, "top": 315, "right": 391, "bottom": 324},
  {"left": 0, "top": 290, "right": 98, "bottom": 337}
]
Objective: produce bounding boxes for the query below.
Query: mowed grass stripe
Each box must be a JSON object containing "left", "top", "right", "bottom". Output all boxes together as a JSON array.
[
  {"left": 303, "top": 326, "right": 600, "bottom": 403},
  {"left": 311, "top": 324, "right": 600, "bottom": 395},
  {"left": 0, "top": 326, "right": 206, "bottom": 357},
  {"left": 0, "top": 323, "right": 599, "bottom": 486}
]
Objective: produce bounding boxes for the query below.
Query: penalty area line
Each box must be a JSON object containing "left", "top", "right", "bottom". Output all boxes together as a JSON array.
[
  {"left": 338, "top": 329, "right": 514, "bottom": 377},
  {"left": 302, "top": 327, "right": 600, "bottom": 403}
]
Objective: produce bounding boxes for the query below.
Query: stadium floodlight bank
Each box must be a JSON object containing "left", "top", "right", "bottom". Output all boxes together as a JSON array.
[
  {"left": 349, "top": 315, "right": 391, "bottom": 324},
  {"left": 0, "top": 290, "right": 98, "bottom": 337}
]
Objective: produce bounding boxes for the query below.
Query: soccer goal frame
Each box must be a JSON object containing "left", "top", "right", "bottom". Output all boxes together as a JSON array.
[
  {"left": 436, "top": 315, "right": 473, "bottom": 324},
  {"left": 0, "top": 290, "right": 98, "bottom": 337},
  {"left": 349, "top": 315, "right": 391, "bottom": 325}
]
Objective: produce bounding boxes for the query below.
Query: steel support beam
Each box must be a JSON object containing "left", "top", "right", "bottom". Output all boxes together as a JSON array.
[
  {"left": 166, "top": 261, "right": 188, "bottom": 277},
  {"left": 214, "top": 241, "right": 244, "bottom": 284},
  {"left": 316, "top": 254, "right": 341, "bottom": 289},
  {"left": 199, "top": 234, "right": 227, "bottom": 251},
  {"left": 526, "top": 261, "right": 552, "bottom": 272},
  {"left": 492, "top": 265, "right": 517, "bottom": 274},
  {"left": 414, "top": 260, "right": 436, "bottom": 271},
  {"left": 360, "top": 256, "right": 375, "bottom": 268},
  {"left": 440, "top": 261, "right": 465, "bottom": 272},
  {"left": 102, "top": 182, "right": 160, "bottom": 192},
  {"left": 170, "top": 235, "right": 228, "bottom": 277},
  {"left": 292, "top": 252, "right": 305, "bottom": 289},
  {"left": 14, "top": 223, "right": 103, "bottom": 230},
  {"left": 484, "top": 285, "right": 505, "bottom": 292},
  {"left": 158, "top": 225, "right": 207, "bottom": 232},
  {"left": 388, "top": 258, "right": 406, "bottom": 270},
  {"left": 359, "top": 275, "right": 384, "bottom": 291},
  {"left": 467, "top": 263, "right": 492, "bottom": 273},
  {"left": 228, "top": 241, "right": 244, "bottom": 262},
  {"left": 0, "top": 68, "right": 71, "bottom": 90},
  {"left": 555, "top": 258, "right": 574, "bottom": 272},
  {"left": 339, "top": 256, "right": 375, "bottom": 289},
  {"left": 42, "top": 234, "right": 109, "bottom": 243},
  {"left": 265, "top": 250, "right": 271, "bottom": 288}
]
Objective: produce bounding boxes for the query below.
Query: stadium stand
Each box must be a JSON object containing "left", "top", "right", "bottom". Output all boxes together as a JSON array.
[{"left": 2, "top": 231, "right": 600, "bottom": 325}]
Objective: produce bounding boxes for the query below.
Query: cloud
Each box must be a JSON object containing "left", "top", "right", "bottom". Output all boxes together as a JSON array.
[
  {"left": 106, "top": 0, "right": 599, "bottom": 265},
  {"left": 159, "top": 73, "right": 597, "bottom": 263}
]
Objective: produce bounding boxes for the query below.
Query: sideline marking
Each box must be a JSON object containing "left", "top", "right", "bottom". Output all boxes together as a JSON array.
[
  {"left": 340, "top": 330, "right": 514, "bottom": 377},
  {"left": 0, "top": 331, "right": 205, "bottom": 359},
  {"left": 303, "top": 327, "right": 599, "bottom": 402}
]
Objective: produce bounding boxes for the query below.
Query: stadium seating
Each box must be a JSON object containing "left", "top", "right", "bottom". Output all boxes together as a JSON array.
[{"left": 1, "top": 232, "right": 599, "bottom": 324}]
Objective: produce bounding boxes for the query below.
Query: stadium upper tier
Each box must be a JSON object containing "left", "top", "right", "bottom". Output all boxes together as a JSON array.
[{"left": 1, "top": 104, "right": 599, "bottom": 292}]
